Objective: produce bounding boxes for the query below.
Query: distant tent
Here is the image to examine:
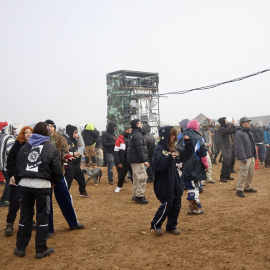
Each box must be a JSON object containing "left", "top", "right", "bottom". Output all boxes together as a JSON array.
[{"left": 193, "top": 113, "right": 210, "bottom": 123}]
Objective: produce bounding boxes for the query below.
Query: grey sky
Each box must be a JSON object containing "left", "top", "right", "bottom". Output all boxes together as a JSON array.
[{"left": 1, "top": 0, "right": 269, "bottom": 131}]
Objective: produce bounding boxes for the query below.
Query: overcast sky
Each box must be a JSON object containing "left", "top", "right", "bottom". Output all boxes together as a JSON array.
[{"left": 1, "top": 0, "right": 269, "bottom": 131}]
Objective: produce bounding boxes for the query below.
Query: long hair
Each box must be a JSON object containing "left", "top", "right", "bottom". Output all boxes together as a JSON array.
[
  {"left": 33, "top": 122, "right": 49, "bottom": 136},
  {"left": 16, "top": 126, "right": 33, "bottom": 144},
  {"left": 168, "top": 127, "right": 178, "bottom": 151}
]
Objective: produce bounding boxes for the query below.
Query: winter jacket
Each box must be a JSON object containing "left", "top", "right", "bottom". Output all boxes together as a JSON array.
[
  {"left": 81, "top": 124, "right": 100, "bottom": 146},
  {"left": 219, "top": 124, "right": 236, "bottom": 149},
  {"left": 102, "top": 122, "right": 117, "bottom": 154},
  {"left": 6, "top": 140, "right": 25, "bottom": 178},
  {"left": 153, "top": 126, "right": 193, "bottom": 203},
  {"left": 127, "top": 127, "right": 148, "bottom": 164},
  {"left": 251, "top": 126, "right": 264, "bottom": 144},
  {"left": 0, "top": 124, "right": 15, "bottom": 171},
  {"left": 143, "top": 124, "right": 155, "bottom": 162},
  {"left": 234, "top": 127, "right": 257, "bottom": 162},
  {"left": 114, "top": 132, "right": 129, "bottom": 166},
  {"left": 177, "top": 129, "right": 208, "bottom": 181},
  {"left": 15, "top": 135, "right": 62, "bottom": 185}
]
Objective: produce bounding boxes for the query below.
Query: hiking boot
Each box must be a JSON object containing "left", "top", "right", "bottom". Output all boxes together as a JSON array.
[
  {"left": 231, "top": 169, "right": 237, "bottom": 173},
  {"left": 5, "top": 223, "right": 14, "bottom": 237},
  {"left": 14, "top": 248, "right": 25, "bottom": 257},
  {"left": 244, "top": 188, "right": 257, "bottom": 193},
  {"left": 0, "top": 200, "right": 10, "bottom": 207},
  {"left": 236, "top": 190, "right": 245, "bottom": 197},
  {"left": 114, "top": 186, "right": 122, "bottom": 193},
  {"left": 205, "top": 179, "right": 215, "bottom": 183},
  {"left": 226, "top": 176, "right": 234, "bottom": 180},
  {"left": 220, "top": 178, "right": 227, "bottom": 182},
  {"left": 80, "top": 192, "right": 91, "bottom": 198},
  {"left": 151, "top": 228, "right": 164, "bottom": 236},
  {"left": 36, "top": 247, "right": 54, "bottom": 259},
  {"left": 166, "top": 229, "right": 181, "bottom": 235},
  {"left": 134, "top": 196, "right": 148, "bottom": 204}
]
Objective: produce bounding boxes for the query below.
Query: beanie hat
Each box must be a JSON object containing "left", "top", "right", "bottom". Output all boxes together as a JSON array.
[
  {"left": 45, "top": 119, "right": 56, "bottom": 129},
  {"left": 86, "top": 123, "right": 94, "bottom": 131},
  {"left": 187, "top": 120, "right": 199, "bottom": 131},
  {"left": 179, "top": 119, "right": 190, "bottom": 132},
  {"left": 124, "top": 124, "right": 132, "bottom": 131}
]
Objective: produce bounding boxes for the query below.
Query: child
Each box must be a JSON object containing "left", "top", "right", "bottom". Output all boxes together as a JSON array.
[{"left": 150, "top": 126, "right": 192, "bottom": 236}]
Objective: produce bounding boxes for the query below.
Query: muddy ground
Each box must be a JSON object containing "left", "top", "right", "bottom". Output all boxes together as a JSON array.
[{"left": 1, "top": 161, "right": 270, "bottom": 270}]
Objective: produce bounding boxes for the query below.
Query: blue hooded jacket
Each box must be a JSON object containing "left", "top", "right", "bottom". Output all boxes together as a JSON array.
[{"left": 153, "top": 126, "right": 193, "bottom": 203}]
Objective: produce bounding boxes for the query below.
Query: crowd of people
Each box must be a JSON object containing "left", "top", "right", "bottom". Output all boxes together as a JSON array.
[{"left": 0, "top": 116, "right": 268, "bottom": 258}]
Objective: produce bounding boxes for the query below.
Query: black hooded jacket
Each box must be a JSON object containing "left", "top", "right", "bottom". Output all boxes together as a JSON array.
[
  {"left": 153, "top": 126, "right": 193, "bottom": 203},
  {"left": 127, "top": 126, "right": 148, "bottom": 163},
  {"left": 102, "top": 122, "right": 117, "bottom": 154},
  {"left": 177, "top": 129, "right": 208, "bottom": 181},
  {"left": 143, "top": 124, "right": 155, "bottom": 162},
  {"left": 218, "top": 117, "right": 236, "bottom": 149}
]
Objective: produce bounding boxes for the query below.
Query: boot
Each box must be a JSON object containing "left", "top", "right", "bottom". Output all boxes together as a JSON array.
[
  {"left": 4, "top": 223, "right": 13, "bottom": 237},
  {"left": 187, "top": 200, "right": 204, "bottom": 215},
  {"left": 134, "top": 196, "right": 148, "bottom": 204}
]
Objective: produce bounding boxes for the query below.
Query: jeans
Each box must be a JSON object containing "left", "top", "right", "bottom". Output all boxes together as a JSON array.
[{"left": 106, "top": 153, "right": 114, "bottom": 180}]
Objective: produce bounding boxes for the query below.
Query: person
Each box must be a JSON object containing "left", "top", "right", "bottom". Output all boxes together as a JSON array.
[
  {"left": 0, "top": 123, "right": 16, "bottom": 207},
  {"left": 212, "top": 124, "right": 222, "bottom": 164},
  {"left": 63, "top": 124, "right": 90, "bottom": 198},
  {"left": 45, "top": 120, "right": 84, "bottom": 237},
  {"left": 234, "top": 117, "right": 257, "bottom": 197},
  {"left": 150, "top": 126, "right": 193, "bottom": 236},
  {"left": 81, "top": 123, "right": 100, "bottom": 167},
  {"left": 177, "top": 119, "right": 208, "bottom": 215},
  {"left": 102, "top": 122, "right": 117, "bottom": 184},
  {"left": 127, "top": 119, "right": 150, "bottom": 204},
  {"left": 264, "top": 121, "right": 270, "bottom": 168},
  {"left": 218, "top": 117, "right": 236, "bottom": 182},
  {"left": 114, "top": 124, "right": 133, "bottom": 193},
  {"left": 14, "top": 122, "right": 62, "bottom": 259},
  {"left": 143, "top": 124, "right": 155, "bottom": 183},
  {"left": 251, "top": 121, "right": 265, "bottom": 165},
  {"left": 5, "top": 126, "right": 34, "bottom": 236},
  {"left": 200, "top": 119, "right": 215, "bottom": 183}
]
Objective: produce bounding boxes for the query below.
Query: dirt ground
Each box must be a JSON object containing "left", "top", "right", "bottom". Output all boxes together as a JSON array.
[{"left": 1, "top": 161, "right": 270, "bottom": 270}]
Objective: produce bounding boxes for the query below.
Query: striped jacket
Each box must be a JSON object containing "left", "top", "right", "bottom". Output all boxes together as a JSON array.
[{"left": 0, "top": 125, "right": 15, "bottom": 171}]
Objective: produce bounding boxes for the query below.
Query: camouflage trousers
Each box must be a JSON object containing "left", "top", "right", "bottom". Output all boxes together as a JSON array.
[{"left": 131, "top": 163, "right": 147, "bottom": 197}]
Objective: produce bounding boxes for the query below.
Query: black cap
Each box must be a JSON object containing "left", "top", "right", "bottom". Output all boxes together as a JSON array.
[
  {"left": 239, "top": 117, "right": 252, "bottom": 124},
  {"left": 45, "top": 119, "right": 56, "bottom": 129}
]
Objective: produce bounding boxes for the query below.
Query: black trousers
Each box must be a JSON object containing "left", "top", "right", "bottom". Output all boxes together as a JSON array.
[
  {"left": 146, "top": 161, "right": 154, "bottom": 181},
  {"left": 231, "top": 150, "right": 236, "bottom": 170},
  {"left": 265, "top": 147, "right": 270, "bottom": 165},
  {"left": 116, "top": 163, "right": 133, "bottom": 188},
  {"left": 65, "top": 164, "right": 86, "bottom": 194},
  {"left": 6, "top": 185, "right": 22, "bottom": 224},
  {"left": 220, "top": 147, "right": 232, "bottom": 179},
  {"left": 151, "top": 195, "right": 182, "bottom": 231},
  {"left": 16, "top": 189, "right": 50, "bottom": 253}
]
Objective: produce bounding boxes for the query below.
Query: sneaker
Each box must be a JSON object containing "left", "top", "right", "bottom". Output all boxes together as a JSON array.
[
  {"left": 14, "top": 248, "right": 25, "bottom": 257},
  {"left": 220, "top": 178, "right": 228, "bottom": 182},
  {"left": 5, "top": 223, "right": 13, "bottom": 237},
  {"left": 226, "top": 176, "right": 234, "bottom": 180},
  {"left": 187, "top": 208, "right": 204, "bottom": 215},
  {"left": 80, "top": 193, "right": 91, "bottom": 198},
  {"left": 166, "top": 229, "right": 181, "bottom": 235},
  {"left": 115, "top": 186, "right": 122, "bottom": 193},
  {"left": 236, "top": 190, "right": 245, "bottom": 197},
  {"left": 205, "top": 179, "right": 215, "bottom": 183},
  {"left": 0, "top": 200, "right": 10, "bottom": 207},
  {"left": 151, "top": 228, "right": 163, "bottom": 236},
  {"left": 134, "top": 196, "right": 148, "bottom": 204},
  {"left": 244, "top": 188, "right": 257, "bottom": 193},
  {"left": 72, "top": 222, "right": 84, "bottom": 229},
  {"left": 36, "top": 247, "right": 54, "bottom": 259}
]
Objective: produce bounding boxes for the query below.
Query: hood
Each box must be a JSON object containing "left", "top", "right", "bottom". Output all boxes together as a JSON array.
[
  {"left": 85, "top": 123, "right": 94, "bottom": 131},
  {"left": 179, "top": 119, "right": 190, "bottom": 132},
  {"left": 28, "top": 134, "right": 50, "bottom": 147},
  {"left": 66, "top": 124, "right": 77, "bottom": 139},
  {"left": 158, "top": 126, "right": 172, "bottom": 149},
  {"left": 107, "top": 122, "right": 117, "bottom": 133},
  {"left": 187, "top": 120, "right": 199, "bottom": 132},
  {"left": 1, "top": 123, "right": 14, "bottom": 136},
  {"left": 142, "top": 124, "right": 151, "bottom": 135},
  {"left": 218, "top": 117, "right": 227, "bottom": 128}
]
